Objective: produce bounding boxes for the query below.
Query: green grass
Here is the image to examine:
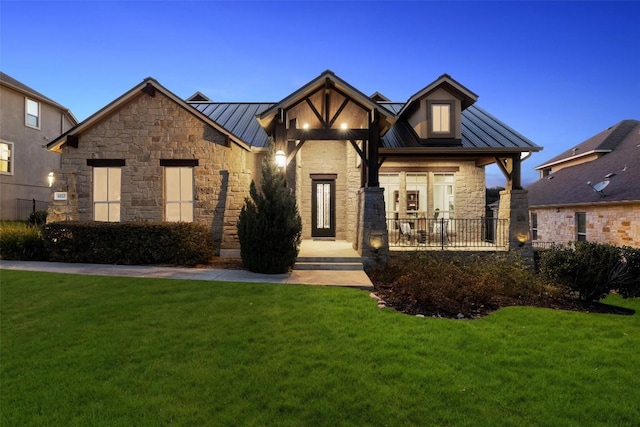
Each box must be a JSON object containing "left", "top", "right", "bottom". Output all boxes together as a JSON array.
[{"left": 2, "top": 270, "right": 639, "bottom": 427}]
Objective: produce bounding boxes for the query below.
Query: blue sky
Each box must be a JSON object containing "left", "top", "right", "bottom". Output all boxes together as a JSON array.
[{"left": 2, "top": 1, "right": 639, "bottom": 187}]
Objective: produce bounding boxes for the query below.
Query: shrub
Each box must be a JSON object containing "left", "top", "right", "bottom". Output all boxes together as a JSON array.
[
  {"left": 538, "top": 241, "right": 639, "bottom": 302},
  {"left": 369, "top": 252, "right": 538, "bottom": 317},
  {"left": 237, "top": 145, "right": 302, "bottom": 274},
  {"left": 43, "top": 221, "right": 215, "bottom": 266},
  {"left": 0, "top": 222, "right": 48, "bottom": 261},
  {"left": 617, "top": 246, "right": 640, "bottom": 298},
  {"left": 28, "top": 210, "right": 48, "bottom": 226}
]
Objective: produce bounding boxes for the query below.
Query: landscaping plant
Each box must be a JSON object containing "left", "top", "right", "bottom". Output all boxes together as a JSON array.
[
  {"left": 237, "top": 144, "right": 302, "bottom": 273},
  {"left": 0, "top": 221, "right": 47, "bottom": 261}
]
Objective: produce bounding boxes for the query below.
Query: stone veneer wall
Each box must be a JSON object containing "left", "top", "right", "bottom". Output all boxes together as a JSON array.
[
  {"left": 295, "top": 140, "right": 348, "bottom": 240},
  {"left": 48, "top": 90, "right": 258, "bottom": 253},
  {"left": 531, "top": 204, "right": 640, "bottom": 248}
]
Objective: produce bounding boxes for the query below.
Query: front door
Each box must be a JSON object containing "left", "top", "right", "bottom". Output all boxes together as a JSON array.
[{"left": 311, "top": 179, "right": 335, "bottom": 238}]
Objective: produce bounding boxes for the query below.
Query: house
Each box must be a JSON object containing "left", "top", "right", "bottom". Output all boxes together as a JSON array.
[
  {"left": 527, "top": 119, "right": 640, "bottom": 248},
  {"left": 0, "top": 72, "right": 77, "bottom": 220},
  {"left": 46, "top": 70, "right": 541, "bottom": 258}
]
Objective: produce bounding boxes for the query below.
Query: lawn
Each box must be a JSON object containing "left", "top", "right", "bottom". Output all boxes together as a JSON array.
[{"left": 1, "top": 270, "right": 639, "bottom": 427}]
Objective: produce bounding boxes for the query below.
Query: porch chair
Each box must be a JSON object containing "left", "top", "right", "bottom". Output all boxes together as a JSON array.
[
  {"left": 396, "top": 222, "right": 416, "bottom": 245},
  {"left": 433, "top": 219, "right": 450, "bottom": 244}
]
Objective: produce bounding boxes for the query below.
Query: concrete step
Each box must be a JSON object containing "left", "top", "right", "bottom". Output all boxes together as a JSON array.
[
  {"left": 296, "top": 256, "right": 362, "bottom": 263},
  {"left": 293, "top": 261, "right": 364, "bottom": 271}
]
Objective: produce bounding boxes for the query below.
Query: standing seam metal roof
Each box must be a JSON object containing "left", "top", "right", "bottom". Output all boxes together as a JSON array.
[{"left": 188, "top": 101, "right": 538, "bottom": 152}]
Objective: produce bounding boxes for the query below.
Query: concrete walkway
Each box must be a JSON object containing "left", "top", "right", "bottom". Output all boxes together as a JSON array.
[{"left": 0, "top": 241, "right": 373, "bottom": 288}]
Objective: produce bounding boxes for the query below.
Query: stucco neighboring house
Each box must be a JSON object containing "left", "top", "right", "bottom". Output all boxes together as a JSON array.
[
  {"left": 0, "top": 72, "right": 78, "bottom": 220},
  {"left": 46, "top": 70, "right": 541, "bottom": 257},
  {"left": 527, "top": 119, "right": 640, "bottom": 248}
]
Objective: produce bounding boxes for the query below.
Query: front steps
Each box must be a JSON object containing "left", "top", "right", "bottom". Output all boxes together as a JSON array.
[{"left": 294, "top": 256, "right": 364, "bottom": 271}]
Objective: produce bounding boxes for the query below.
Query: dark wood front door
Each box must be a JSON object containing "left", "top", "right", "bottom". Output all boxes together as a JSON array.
[{"left": 311, "top": 179, "right": 335, "bottom": 238}]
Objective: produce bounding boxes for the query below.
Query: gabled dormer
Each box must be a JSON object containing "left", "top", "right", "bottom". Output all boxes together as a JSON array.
[{"left": 398, "top": 74, "right": 478, "bottom": 146}]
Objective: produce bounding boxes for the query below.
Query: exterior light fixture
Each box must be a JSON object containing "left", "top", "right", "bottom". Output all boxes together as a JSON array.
[
  {"left": 275, "top": 150, "right": 286, "bottom": 169},
  {"left": 47, "top": 172, "right": 55, "bottom": 187},
  {"left": 340, "top": 123, "right": 348, "bottom": 130},
  {"left": 302, "top": 123, "right": 310, "bottom": 130}
]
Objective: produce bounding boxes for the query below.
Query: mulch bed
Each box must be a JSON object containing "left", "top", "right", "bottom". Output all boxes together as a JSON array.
[{"left": 373, "top": 287, "right": 635, "bottom": 319}]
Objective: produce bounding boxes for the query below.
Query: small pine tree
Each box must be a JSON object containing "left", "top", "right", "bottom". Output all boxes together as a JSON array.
[{"left": 237, "top": 144, "right": 302, "bottom": 273}]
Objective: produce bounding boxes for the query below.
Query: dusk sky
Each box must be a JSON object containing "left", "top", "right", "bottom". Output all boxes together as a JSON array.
[{"left": 2, "top": 1, "right": 639, "bottom": 187}]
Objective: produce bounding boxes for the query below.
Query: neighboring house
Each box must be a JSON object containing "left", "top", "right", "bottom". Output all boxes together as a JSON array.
[
  {"left": 0, "top": 72, "right": 77, "bottom": 220},
  {"left": 528, "top": 119, "right": 640, "bottom": 248},
  {"left": 46, "top": 70, "right": 541, "bottom": 257}
]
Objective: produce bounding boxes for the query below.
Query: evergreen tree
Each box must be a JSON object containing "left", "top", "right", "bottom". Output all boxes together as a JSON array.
[{"left": 237, "top": 144, "right": 302, "bottom": 273}]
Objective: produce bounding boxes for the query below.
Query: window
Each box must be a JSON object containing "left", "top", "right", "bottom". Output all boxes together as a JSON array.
[
  {"left": 576, "top": 212, "right": 586, "bottom": 241},
  {"left": 531, "top": 212, "right": 538, "bottom": 240},
  {"left": 406, "top": 173, "right": 427, "bottom": 216},
  {"left": 165, "top": 167, "right": 193, "bottom": 222},
  {"left": 428, "top": 101, "right": 454, "bottom": 138},
  {"left": 433, "top": 173, "right": 455, "bottom": 218},
  {"left": 0, "top": 141, "right": 12, "bottom": 174},
  {"left": 93, "top": 167, "right": 121, "bottom": 222},
  {"left": 379, "top": 173, "right": 399, "bottom": 217},
  {"left": 25, "top": 98, "right": 40, "bottom": 129}
]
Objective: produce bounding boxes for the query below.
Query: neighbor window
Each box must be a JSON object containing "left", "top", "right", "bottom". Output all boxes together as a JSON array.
[
  {"left": 576, "top": 212, "right": 586, "bottom": 241},
  {"left": 25, "top": 98, "right": 40, "bottom": 129},
  {"left": 165, "top": 167, "right": 193, "bottom": 222},
  {"left": 531, "top": 212, "right": 538, "bottom": 240},
  {"left": 0, "top": 141, "right": 12, "bottom": 174},
  {"left": 93, "top": 167, "right": 121, "bottom": 222}
]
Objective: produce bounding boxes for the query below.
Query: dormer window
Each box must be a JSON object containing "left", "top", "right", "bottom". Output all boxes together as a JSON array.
[{"left": 428, "top": 100, "right": 454, "bottom": 138}]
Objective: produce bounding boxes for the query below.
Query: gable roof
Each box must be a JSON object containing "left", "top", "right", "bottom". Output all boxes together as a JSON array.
[
  {"left": 528, "top": 120, "right": 640, "bottom": 207},
  {"left": 536, "top": 119, "right": 639, "bottom": 170},
  {"left": 1, "top": 71, "right": 78, "bottom": 124},
  {"left": 256, "top": 70, "right": 397, "bottom": 131},
  {"left": 47, "top": 77, "right": 250, "bottom": 152},
  {"left": 397, "top": 73, "right": 478, "bottom": 119}
]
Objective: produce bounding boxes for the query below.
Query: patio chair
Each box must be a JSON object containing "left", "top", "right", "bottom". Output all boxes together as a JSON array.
[
  {"left": 396, "top": 222, "right": 416, "bottom": 245},
  {"left": 433, "top": 219, "right": 449, "bottom": 244}
]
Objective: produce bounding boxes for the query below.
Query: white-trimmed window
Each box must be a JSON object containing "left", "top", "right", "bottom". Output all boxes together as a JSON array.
[
  {"left": 0, "top": 141, "right": 13, "bottom": 174},
  {"left": 165, "top": 167, "right": 194, "bottom": 222},
  {"left": 531, "top": 212, "right": 538, "bottom": 241},
  {"left": 576, "top": 212, "right": 586, "bottom": 241},
  {"left": 93, "top": 167, "right": 121, "bottom": 222},
  {"left": 25, "top": 98, "right": 40, "bottom": 129}
]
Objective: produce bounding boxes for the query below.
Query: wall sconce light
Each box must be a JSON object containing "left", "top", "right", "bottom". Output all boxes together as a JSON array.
[
  {"left": 275, "top": 150, "right": 286, "bottom": 169},
  {"left": 47, "top": 172, "right": 55, "bottom": 187},
  {"left": 514, "top": 229, "right": 530, "bottom": 247}
]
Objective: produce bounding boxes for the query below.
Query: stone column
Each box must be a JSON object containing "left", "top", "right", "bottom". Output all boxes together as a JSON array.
[
  {"left": 498, "top": 189, "right": 533, "bottom": 262},
  {"left": 355, "top": 187, "right": 389, "bottom": 267}
]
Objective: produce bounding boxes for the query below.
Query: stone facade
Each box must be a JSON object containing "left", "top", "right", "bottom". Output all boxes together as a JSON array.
[
  {"left": 531, "top": 203, "right": 640, "bottom": 248},
  {"left": 48, "top": 90, "right": 259, "bottom": 252}
]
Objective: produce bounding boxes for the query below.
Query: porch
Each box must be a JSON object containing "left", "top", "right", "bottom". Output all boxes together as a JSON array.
[{"left": 388, "top": 217, "right": 509, "bottom": 251}]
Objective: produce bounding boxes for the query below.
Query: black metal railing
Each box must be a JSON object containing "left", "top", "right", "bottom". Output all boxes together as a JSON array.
[
  {"left": 387, "top": 216, "right": 509, "bottom": 250},
  {"left": 17, "top": 198, "right": 49, "bottom": 221}
]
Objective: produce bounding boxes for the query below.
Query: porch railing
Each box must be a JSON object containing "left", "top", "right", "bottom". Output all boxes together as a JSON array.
[
  {"left": 387, "top": 216, "right": 509, "bottom": 250},
  {"left": 17, "top": 198, "right": 49, "bottom": 221}
]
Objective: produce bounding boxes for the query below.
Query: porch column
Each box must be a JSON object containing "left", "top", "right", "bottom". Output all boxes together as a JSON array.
[
  {"left": 355, "top": 187, "right": 389, "bottom": 267},
  {"left": 498, "top": 189, "right": 533, "bottom": 263},
  {"left": 274, "top": 108, "right": 286, "bottom": 152}
]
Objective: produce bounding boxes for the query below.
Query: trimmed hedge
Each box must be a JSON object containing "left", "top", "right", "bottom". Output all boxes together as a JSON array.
[{"left": 42, "top": 221, "right": 215, "bottom": 266}]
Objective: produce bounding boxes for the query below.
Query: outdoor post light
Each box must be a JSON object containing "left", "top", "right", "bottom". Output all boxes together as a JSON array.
[
  {"left": 275, "top": 150, "right": 286, "bottom": 169},
  {"left": 47, "top": 172, "right": 55, "bottom": 187}
]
